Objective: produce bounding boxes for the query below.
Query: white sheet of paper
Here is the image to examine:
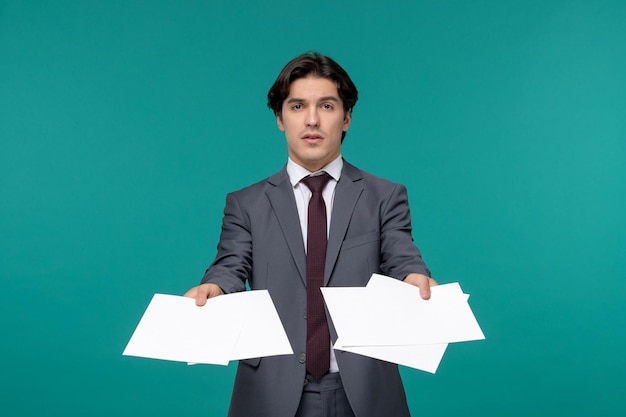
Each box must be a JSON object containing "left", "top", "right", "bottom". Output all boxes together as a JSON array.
[
  {"left": 334, "top": 338, "right": 448, "bottom": 374},
  {"left": 322, "top": 274, "right": 484, "bottom": 372},
  {"left": 123, "top": 293, "right": 237, "bottom": 365},
  {"left": 229, "top": 291, "right": 293, "bottom": 361},
  {"left": 322, "top": 275, "right": 484, "bottom": 347},
  {"left": 123, "top": 290, "right": 292, "bottom": 365}
]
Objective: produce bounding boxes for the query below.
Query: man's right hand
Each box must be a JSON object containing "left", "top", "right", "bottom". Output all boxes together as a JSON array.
[{"left": 184, "top": 283, "right": 224, "bottom": 306}]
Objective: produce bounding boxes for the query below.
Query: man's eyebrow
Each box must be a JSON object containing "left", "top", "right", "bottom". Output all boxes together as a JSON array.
[{"left": 285, "top": 96, "right": 340, "bottom": 103}]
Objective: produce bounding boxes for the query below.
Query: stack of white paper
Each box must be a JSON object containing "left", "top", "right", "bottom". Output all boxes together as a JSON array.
[
  {"left": 321, "top": 274, "right": 485, "bottom": 373},
  {"left": 123, "top": 290, "right": 293, "bottom": 365}
]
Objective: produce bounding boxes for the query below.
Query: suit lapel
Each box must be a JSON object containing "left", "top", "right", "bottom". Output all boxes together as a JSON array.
[
  {"left": 265, "top": 168, "right": 307, "bottom": 285},
  {"left": 325, "top": 161, "right": 364, "bottom": 285}
]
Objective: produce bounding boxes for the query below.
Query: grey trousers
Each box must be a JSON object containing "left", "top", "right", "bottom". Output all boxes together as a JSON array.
[{"left": 294, "top": 373, "right": 357, "bottom": 417}]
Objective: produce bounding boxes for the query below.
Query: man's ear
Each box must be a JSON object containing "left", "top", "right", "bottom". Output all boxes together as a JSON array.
[
  {"left": 343, "top": 109, "right": 352, "bottom": 131},
  {"left": 276, "top": 114, "right": 285, "bottom": 131}
]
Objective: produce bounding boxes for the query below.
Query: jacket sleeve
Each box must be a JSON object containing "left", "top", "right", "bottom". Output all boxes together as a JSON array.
[
  {"left": 379, "top": 183, "right": 431, "bottom": 279},
  {"left": 200, "top": 192, "right": 250, "bottom": 294}
]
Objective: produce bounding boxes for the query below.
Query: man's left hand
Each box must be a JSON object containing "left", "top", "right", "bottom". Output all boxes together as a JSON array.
[{"left": 403, "top": 273, "right": 438, "bottom": 300}]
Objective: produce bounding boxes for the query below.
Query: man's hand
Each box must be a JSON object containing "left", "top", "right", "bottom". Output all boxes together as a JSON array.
[
  {"left": 403, "top": 273, "right": 438, "bottom": 300},
  {"left": 184, "top": 283, "right": 224, "bottom": 306}
]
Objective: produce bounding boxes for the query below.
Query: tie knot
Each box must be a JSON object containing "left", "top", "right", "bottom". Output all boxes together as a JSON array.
[{"left": 301, "top": 172, "right": 332, "bottom": 195}]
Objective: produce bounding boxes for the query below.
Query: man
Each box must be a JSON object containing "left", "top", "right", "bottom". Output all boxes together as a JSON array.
[{"left": 185, "top": 52, "right": 436, "bottom": 417}]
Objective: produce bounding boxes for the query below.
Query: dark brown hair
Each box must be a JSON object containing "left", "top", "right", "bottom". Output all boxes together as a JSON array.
[{"left": 267, "top": 52, "right": 359, "bottom": 118}]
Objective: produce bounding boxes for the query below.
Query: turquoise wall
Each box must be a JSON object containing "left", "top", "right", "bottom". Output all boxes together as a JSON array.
[{"left": 1, "top": 1, "right": 625, "bottom": 415}]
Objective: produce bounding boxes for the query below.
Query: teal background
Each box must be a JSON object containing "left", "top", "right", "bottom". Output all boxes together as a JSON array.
[{"left": 1, "top": 0, "right": 625, "bottom": 415}]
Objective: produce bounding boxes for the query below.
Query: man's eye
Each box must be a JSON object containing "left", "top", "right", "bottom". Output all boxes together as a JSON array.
[
  {"left": 322, "top": 103, "right": 333, "bottom": 110},
  {"left": 292, "top": 104, "right": 303, "bottom": 110}
]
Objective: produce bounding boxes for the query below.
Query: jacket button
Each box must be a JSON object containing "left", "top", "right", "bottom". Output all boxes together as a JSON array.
[{"left": 298, "top": 353, "right": 306, "bottom": 364}]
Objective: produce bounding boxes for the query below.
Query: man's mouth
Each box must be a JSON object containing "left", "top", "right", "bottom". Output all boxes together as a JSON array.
[{"left": 302, "top": 133, "right": 323, "bottom": 143}]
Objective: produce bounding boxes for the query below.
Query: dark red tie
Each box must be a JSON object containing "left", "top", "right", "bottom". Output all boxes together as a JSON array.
[{"left": 301, "top": 173, "right": 332, "bottom": 380}]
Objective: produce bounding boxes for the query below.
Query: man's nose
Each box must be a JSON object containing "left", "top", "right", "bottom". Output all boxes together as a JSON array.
[{"left": 305, "top": 108, "right": 319, "bottom": 127}]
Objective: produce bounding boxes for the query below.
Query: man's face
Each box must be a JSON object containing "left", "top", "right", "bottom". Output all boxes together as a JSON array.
[{"left": 277, "top": 76, "right": 351, "bottom": 172}]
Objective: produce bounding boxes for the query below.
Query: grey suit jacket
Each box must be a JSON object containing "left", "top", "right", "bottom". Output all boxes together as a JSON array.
[{"left": 201, "top": 160, "right": 430, "bottom": 417}]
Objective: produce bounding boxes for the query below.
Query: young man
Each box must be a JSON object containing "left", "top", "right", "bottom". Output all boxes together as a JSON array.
[{"left": 185, "top": 52, "right": 436, "bottom": 417}]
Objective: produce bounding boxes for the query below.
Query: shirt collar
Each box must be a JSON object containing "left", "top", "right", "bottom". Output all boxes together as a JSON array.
[{"left": 286, "top": 155, "right": 343, "bottom": 187}]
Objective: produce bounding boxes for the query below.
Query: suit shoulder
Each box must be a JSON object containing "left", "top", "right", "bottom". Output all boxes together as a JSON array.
[
  {"left": 230, "top": 177, "right": 270, "bottom": 195},
  {"left": 226, "top": 168, "right": 287, "bottom": 200},
  {"left": 361, "top": 170, "right": 402, "bottom": 187},
  {"left": 346, "top": 163, "right": 406, "bottom": 191}
]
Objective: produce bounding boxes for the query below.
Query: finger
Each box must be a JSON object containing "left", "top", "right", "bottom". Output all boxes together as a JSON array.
[
  {"left": 419, "top": 282, "right": 431, "bottom": 300},
  {"left": 194, "top": 285, "right": 210, "bottom": 306}
]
